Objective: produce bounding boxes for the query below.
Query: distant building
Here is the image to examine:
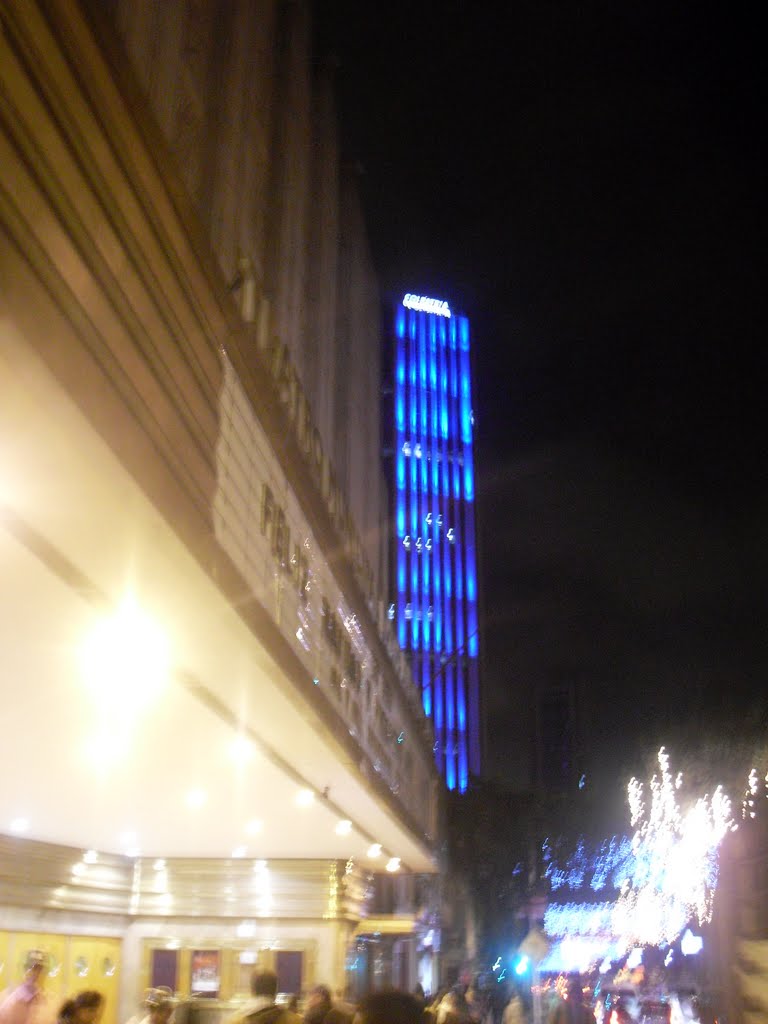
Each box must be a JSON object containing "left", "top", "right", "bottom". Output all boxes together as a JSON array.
[
  {"left": 386, "top": 294, "right": 482, "bottom": 791},
  {"left": 713, "top": 813, "right": 768, "bottom": 1022},
  {"left": 534, "top": 682, "right": 578, "bottom": 792}
]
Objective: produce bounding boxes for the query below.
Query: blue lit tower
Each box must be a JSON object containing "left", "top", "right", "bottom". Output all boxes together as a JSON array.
[{"left": 392, "top": 292, "right": 480, "bottom": 791}]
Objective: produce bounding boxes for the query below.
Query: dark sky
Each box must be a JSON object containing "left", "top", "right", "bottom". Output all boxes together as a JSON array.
[{"left": 315, "top": 2, "right": 767, "bottom": 792}]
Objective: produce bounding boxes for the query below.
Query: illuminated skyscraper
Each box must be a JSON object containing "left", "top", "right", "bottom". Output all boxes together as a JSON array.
[{"left": 391, "top": 293, "right": 481, "bottom": 791}]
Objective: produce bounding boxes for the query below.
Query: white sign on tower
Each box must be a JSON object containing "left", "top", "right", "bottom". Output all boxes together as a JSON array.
[{"left": 402, "top": 293, "right": 452, "bottom": 317}]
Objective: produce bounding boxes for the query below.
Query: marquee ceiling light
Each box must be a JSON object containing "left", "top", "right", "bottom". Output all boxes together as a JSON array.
[
  {"left": 185, "top": 788, "right": 207, "bottom": 810},
  {"left": 9, "top": 817, "right": 29, "bottom": 834},
  {"left": 295, "top": 788, "right": 314, "bottom": 808},
  {"left": 83, "top": 731, "right": 129, "bottom": 771},
  {"left": 229, "top": 736, "right": 254, "bottom": 764},
  {"left": 245, "top": 819, "right": 263, "bottom": 834},
  {"left": 367, "top": 843, "right": 382, "bottom": 859},
  {"left": 386, "top": 857, "right": 401, "bottom": 873},
  {"left": 335, "top": 819, "right": 352, "bottom": 836},
  {"left": 80, "top": 594, "right": 170, "bottom": 711},
  {"left": 121, "top": 830, "right": 140, "bottom": 857}
]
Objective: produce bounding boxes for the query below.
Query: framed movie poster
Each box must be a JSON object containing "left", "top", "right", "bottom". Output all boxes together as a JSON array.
[{"left": 190, "top": 949, "right": 220, "bottom": 998}]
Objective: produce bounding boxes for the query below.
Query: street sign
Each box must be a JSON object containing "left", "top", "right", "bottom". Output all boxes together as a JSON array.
[{"left": 519, "top": 926, "right": 550, "bottom": 966}]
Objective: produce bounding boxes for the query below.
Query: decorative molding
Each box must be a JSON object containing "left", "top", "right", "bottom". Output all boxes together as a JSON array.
[{"left": 0, "top": 836, "right": 370, "bottom": 921}]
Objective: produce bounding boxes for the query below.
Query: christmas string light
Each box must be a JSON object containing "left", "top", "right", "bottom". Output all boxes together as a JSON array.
[
  {"left": 614, "top": 747, "right": 732, "bottom": 949},
  {"left": 742, "top": 767, "right": 759, "bottom": 820},
  {"left": 543, "top": 836, "right": 633, "bottom": 893},
  {"left": 544, "top": 747, "right": 733, "bottom": 968}
]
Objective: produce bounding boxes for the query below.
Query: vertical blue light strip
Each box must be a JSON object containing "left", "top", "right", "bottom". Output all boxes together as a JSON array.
[
  {"left": 445, "top": 664, "right": 456, "bottom": 791},
  {"left": 396, "top": 306, "right": 406, "bottom": 341},
  {"left": 457, "top": 652, "right": 468, "bottom": 793},
  {"left": 434, "top": 658, "right": 444, "bottom": 771},
  {"left": 465, "top": 508, "right": 478, "bottom": 650},
  {"left": 409, "top": 327, "right": 419, "bottom": 651},
  {"left": 422, "top": 656, "right": 431, "bottom": 718},
  {"left": 396, "top": 319, "right": 407, "bottom": 649},
  {"left": 450, "top": 339, "right": 461, "bottom": 502},
  {"left": 440, "top": 319, "right": 449, "bottom": 439}
]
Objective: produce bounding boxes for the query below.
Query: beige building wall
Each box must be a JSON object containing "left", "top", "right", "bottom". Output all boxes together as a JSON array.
[
  {"left": 307, "top": 59, "right": 341, "bottom": 473},
  {"left": 93, "top": 0, "right": 388, "bottom": 601},
  {"left": 104, "top": 0, "right": 279, "bottom": 293},
  {"left": 336, "top": 170, "right": 388, "bottom": 603}
]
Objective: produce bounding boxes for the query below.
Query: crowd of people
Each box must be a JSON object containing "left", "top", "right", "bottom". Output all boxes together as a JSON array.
[{"left": 0, "top": 952, "right": 592, "bottom": 1024}]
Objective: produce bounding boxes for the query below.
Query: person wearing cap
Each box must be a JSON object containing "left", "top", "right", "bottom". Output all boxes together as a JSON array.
[
  {"left": 0, "top": 952, "right": 51, "bottom": 1024},
  {"left": 224, "top": 971, "right": 299, "bottom": 1024},
  {"left": 124, "top": 989, "right": 176, "bottom": 1024}
]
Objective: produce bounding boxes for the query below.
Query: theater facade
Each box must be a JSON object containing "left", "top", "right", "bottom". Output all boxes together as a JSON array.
[{"left": 0, "top": 0, "right": 440, "bottom": 1018}]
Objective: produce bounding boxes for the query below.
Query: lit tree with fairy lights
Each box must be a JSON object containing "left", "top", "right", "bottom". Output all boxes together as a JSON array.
[
  {"left": 613, "top": 747, "right": 733, "bottom": 950},
  {"left": 541, "top": 746, "right": 760, "bottom": 973}
]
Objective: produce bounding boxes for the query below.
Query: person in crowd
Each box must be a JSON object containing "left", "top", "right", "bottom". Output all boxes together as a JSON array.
[
  {"left": 436, "top": 987, "right": 472, "bottom": 1024},
  {"left": 547, "top": 978, "right": 592, "bottom": 1024},
  {"left": 226, "top": 971, "right": 300, "bottom": 1024},
  {"left": 465, "top": 983, "right": 483, "bottom": 1024},
  {"left": 501, "top": 986, "right": 525, "bottom": 1024},
  {"left": 412, "top": 986, "right": 426, "bottom": 1008},
  {"left": 353, "top": 991, "right": 423, "bottom": 1024},
  {"left": 303, "top": 985, "right": 352, "bottom": 1024},
  {"left": 413, "top": 985, "right": 435, "bottom": 1023},
  {"left": 303, "top": 985, "right": 332, "bottom": 1024},
  {"left": 58, "top": 992, "right": 104, "bottom": 1024},
  {"left": 484, "top": 982, "right": 508, "bottom": 1024},
  {"left": 0, "top": 951, "right": 50, "bottom": 1024},
  {"left": 331, "top": 991, "right": 355, "bottom": 1022},
  {"left": 125, "top": 988, "right": 176, "bottom": 1024}
]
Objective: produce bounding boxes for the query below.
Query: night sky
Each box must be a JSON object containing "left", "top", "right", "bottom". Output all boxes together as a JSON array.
[{"left": 315, "top": 3, "right": 767, "bottom": 793}]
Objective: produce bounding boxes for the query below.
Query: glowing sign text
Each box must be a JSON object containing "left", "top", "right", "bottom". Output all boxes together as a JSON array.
[{"left": 402, "top": 293, "right": 451, "bottom": 317}]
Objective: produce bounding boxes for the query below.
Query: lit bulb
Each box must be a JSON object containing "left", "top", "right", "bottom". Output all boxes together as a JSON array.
[
  {"left": 230, "top": 736, "right": 254, "bottom": 764},
  {"left": 185, "top": 788, "right": 207, "bottom": 810},
  {"left": 80, "top": 595, "right": 169, "bottom": 710}
]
